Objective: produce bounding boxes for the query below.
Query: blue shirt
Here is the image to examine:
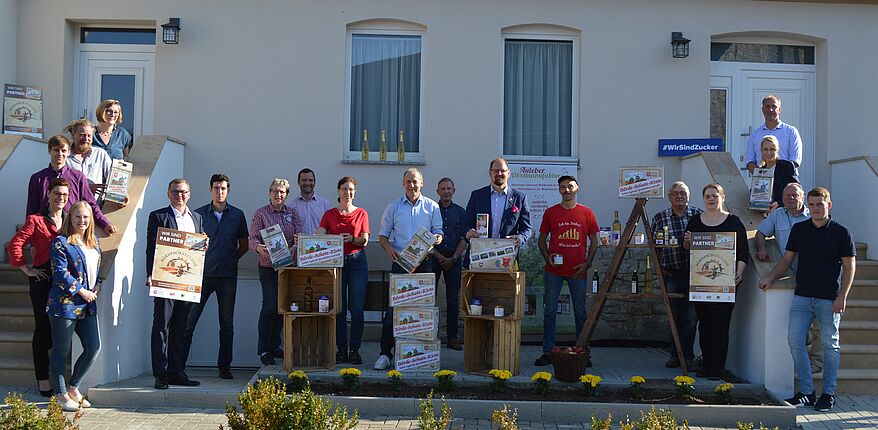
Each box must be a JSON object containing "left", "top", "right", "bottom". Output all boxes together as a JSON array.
[
  {"left": 195, "top": 202, "right": 248, "bottom": 278},
  {"left": 379, "top": 194, "right": 443, "bottom": 253},
  {"left": 490, "top": 187, "right": 508, "bottom": 239},
  {"left": 93, "top": 126, "right": 133, "bottom": 160},
  {"left": 289, "top": 193, "right": 333, "bottom": 235},
  {"left": 436, "top": 201, "right": 466, "bottom": 254},
  {"left": 757, "top": 206, "right": 810, "bottom": 272},
  {"left": 744, "top": 120, "right": 802, "bottom": 167}
]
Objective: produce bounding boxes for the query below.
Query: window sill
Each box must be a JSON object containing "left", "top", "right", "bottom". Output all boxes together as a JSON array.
[{"left": 341, "top": 158, "right": 426, "bottom": 166}]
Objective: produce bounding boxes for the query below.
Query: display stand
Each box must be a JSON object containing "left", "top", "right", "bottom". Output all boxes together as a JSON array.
[
  {"left": 460, "top": 271, "right": 523, "bottom": 375},
  {"left": 277, "top": 267, "right": 341, "bottom": 371},
  {"left": 575, "top": 198, "right": 690, "bottom": 375}
]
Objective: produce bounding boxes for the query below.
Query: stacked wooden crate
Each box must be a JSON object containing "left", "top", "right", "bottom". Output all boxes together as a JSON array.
[
  {"left": 460, "top": 270, "right": 524, "bottom": 375},
  {"left": 390, "top": 273, "right": 441, "bottom": 371},
  {"left": 277, "top": 267, "right": 340, "bottom": 371}
]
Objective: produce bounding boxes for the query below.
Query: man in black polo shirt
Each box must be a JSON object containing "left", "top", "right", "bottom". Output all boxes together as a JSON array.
[
  {"left": 760, "top": 187, "right": 856, "bottom": 412},
  {"left": 432, "top": 177, "right": 467, "bottom": 350},
  {"left": 184, "top": 174, "right": 249, "bottom": 379}
]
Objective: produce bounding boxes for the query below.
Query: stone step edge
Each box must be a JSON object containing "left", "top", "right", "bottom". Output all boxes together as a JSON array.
[
  {"left": 813, "top": 368, "right": 878, "bottom": 380},
  {"left": 0, "top": 307, "right": 34, "bottom": 316}
]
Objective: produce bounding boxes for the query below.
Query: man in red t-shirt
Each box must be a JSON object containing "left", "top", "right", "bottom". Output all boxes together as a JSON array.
[{"left": 534, "top": 175, "right": 599, "bottom": 366}]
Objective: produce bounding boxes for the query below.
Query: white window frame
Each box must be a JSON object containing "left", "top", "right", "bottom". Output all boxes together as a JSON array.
[
  {"left": 500, "top": 29, "right": 579, "bottom": 164},
  {"left": 343, "top": 24, "right": 426, "bottom": 163}
]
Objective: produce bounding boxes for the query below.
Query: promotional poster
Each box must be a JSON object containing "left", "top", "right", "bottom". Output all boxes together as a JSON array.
[
  {"left": 389, "top": 273, "right": 436, "bottom": 307},
  {"left": 618, "top": 166, "right": 664, "bottom": 199},
  {"left": 689, "top": 232, "right": 737, "bottom": 302},
  {"left": 149, "top": 228, "right": 207, "bottom": 303},
  {"left": 297, "top": 235, "right": 344, "bottom": 267},
  {"left": 3, "top": 84, "right": 43, "bottom": 137}
]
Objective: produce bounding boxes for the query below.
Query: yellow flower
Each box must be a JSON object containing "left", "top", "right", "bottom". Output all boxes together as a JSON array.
[
  {"left": 433, "top": 369, "right": 457, "bottom": 378},
  {"left": 715, "top": 382, "right": 734, "bottom": 393},
  {"left": 288, "top": 370, "right": 308, "bottom": 379},
  {"left": 338, "top": 367, "right": 361, "bottom": 377},
  {"left": 630, "top": 375, "right": 646, "bottom": 384},
  {"left": 489, "top": 369, "right": 512, "bottom": 380},
  {"left": 387, "top": 370, "right": 402, "bottom": 378},
  {"left": 531, "top": 371, "right": 552, "bottom": 382},
  {"left": 673, "top": 375, "right": 695, "bottom": 386},
  {"left": 579, "top": 374, "right": 602, "bottom": 387}
]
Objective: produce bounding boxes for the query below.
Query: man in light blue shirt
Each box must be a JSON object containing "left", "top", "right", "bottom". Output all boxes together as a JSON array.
[
  {"left": 745, "top": 95, "right": 803, "bottom": 173},
  {"left": 289, "top": 168, "right": 332, "bottom": 234},
  {"left": 374, "top": 168, "right": 443, "bottom": 370}
]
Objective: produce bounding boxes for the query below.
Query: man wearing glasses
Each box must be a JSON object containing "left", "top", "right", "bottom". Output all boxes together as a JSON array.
[{"left": 463, "top": 157, "right": 532, "bottom": 249}]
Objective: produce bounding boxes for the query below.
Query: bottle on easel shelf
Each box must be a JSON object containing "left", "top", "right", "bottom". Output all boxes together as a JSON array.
[
  {"left": 611, "top": 210, "right": 622, "bottom": 246},
  {"left": 630, "top": 265, "right": 639, "bottom": 294},
  {"left": 644, "top": 256, "right": 653, "bottom": 295},
  {"left": 361, "top": 130, "right": 369, "bottom": 161},
  {"left": 592, "top": 269, "right": 599, "bottom": 294}
]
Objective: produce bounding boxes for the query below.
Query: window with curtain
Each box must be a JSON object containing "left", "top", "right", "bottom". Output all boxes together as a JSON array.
[
  {"left": 348, "top": 33, "right": 421, "bottom": 156},
  {"left": 503, "top": 38, "right": 573, "bottom": 157}
]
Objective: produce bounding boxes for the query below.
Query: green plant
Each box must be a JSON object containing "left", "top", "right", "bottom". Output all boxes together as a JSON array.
[
  {"left": 0, "top": 393, "right": 81, "bottom": 430},
  {"left": 433, "top": 369, "right": 457, "bottom": 393},
  {"left": 531, "top": 371, "right": 552, "bottom": 396},
  {"left": 618, "top": 407, "right": 690, "bottom": 430},
  {"left": 491, "top": 404, "right": 519, "bottom": 430},
  {"left": 673, "top": 375, "right": 695, "bottom": 399},
  {"left": 417, "top": 391, "right": 456, "bottom": 430},
  {"left": 224, "top": 377, "right": 358, "bottom": 430},
  {"left": 579, "top": 374, "right": 602, "bottom": 397},
  {"left": 386, "top": 369, "right": 403, "bottom": 391},
  {"left": 338, "top": 368, "right": 361, "bottom": 391},
  {"left": 288, "top": 370, "right": 310, "bottom": 392},
  {"left": 488, "top": 369, "right": 512, "bottom": 392},
  {"left": 630, "top": 375, "right": 646, "bottom": 399},
  {"left": 590, "top": 414, "right": 612, "bottom": 430},
  {"left": 715, "top": 382, "right": 734, "bottom": 404},
  {"left": 737, "top": 422, "right": 780, "bottom": 430}
]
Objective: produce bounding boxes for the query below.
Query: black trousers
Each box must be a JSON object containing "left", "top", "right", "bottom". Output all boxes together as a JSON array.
[
  {"left": 151, "top": 297, "right": 194, "bottom": 379},
  {"left": 28, "top": 262, "right": 53, "bottom": 381},
  {"left": 694, "top": 301, "right": 735, "bottom": 376}
]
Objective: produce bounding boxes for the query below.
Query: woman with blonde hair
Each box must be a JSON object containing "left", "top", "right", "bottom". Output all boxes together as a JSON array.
[
  {"left": 93, "top": 99, "right": 133, "bottom": 160},
  {"left": 756, "top": 135, "right": 798, "bottom": 209},
  {"left": 48, "top": 201, "right": 102, "bottom": 411}
]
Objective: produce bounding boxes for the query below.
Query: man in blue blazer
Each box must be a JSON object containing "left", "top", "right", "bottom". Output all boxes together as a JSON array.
[
  {"left": 464, "top": 157, "right": 533, "bottom": 249},
  {"left": 146, "top": 178, "right": 205, "bottom": 389}
]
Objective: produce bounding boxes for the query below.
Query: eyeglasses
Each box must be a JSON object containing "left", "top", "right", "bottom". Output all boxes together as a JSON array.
[
  {"left": 170, "top": 190, "right": 190, "bottom": 195},
  {"left": 490, "top": 169, "right": 509, "bottom": 174},
  {"left": 104, "top": 110, "right": 120, "bottom": 116}
]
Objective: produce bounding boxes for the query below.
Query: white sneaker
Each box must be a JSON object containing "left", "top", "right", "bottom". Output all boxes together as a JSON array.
[
  {"left": 56, "top": 397, "right": 80, "bottom": 412},
  {"left": 373, "top": 354, "right": 392, "bottom": 370}
]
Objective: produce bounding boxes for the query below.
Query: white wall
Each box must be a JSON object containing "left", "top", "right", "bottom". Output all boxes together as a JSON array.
[
  {"left": 187, "top": 275, "right": 262, "bottom": 367},
  {"left": 0, "top": 137, "right": 46, "bottom": 249},
  {"left": 0, "top": 0, "right": 16, "bottom": 85},
  {"left": 831, "top": 159, "right": 877, "bottom": 260}
]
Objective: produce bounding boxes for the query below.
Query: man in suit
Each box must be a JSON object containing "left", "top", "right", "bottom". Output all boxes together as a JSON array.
[
  {"left": 464, "top": 157, "right": 533, "bottom": 249},
  {"left": 146, "top": 178, "right": 204, "bottom": 389}
]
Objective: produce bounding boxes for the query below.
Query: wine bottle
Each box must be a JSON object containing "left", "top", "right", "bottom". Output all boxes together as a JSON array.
[
  {"left": 631, "top": 266, "right": 638, "bottom": 294},
  {"left": 592, "top": 270, "right": 599, "bottom": 294},
  {"left": 379, "top": 129, "right": 387, "bottom": 161},
  {"left": 612, "top": 210, "right": 622, "bottom": 246},
  {"left": 361, "top": 130, "right": 369, "bottom": 161},
  {"left": 644, "top": 256, "right": 653, "bottom": 294},
  {"left": 398, "top": 130, "right": 406, "bottom": 162},
  {"left": 304, "top": 280, "right": 314, "bottom": 312}
]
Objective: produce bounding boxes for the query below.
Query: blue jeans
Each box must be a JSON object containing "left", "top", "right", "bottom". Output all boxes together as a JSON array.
[
  {"left": 338, "top": 251, "right": 368, "bottom": 352},
  {"left": 664, "top": 268, "right": 697, "bottom": 360},
  {"left": 380, "top": 260, "right": 433, "bottom": 357},
  {"left": 788, "top": 294, "right": 841, "bottom": 395},
  {"left": 542, "top": 272, "right": 588, "bottom": 354},
  {"left": 184, "top": 276, "right": 237, "bottom": 369},
  {"left": 432, "top": 255, "right": 461, "bottom": 340},
  {"left": 257, "top": 266, "right": 283, "bottom": 356},
  {"left": 49, "top": 314, "right": 100, "bottom": 395}
]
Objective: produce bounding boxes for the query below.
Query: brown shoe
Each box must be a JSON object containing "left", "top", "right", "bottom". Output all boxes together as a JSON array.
[{"left": 447, "top": 339, "right": 463, "bottom": 350}]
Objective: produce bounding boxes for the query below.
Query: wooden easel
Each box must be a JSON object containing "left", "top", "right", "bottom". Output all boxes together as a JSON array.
[{"left": 574, "top": 198, "right": 690, "bottom": 375}]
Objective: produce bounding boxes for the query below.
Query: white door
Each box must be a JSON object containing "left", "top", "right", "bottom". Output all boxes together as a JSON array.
[
  {"left": 76, "top": 48, "right": 155, "bottom": 137},
  {"left": 710, "top": 62, "right": 816, "bottom": 191}
]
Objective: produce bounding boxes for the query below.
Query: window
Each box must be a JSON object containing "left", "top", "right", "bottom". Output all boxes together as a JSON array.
[
  {"left": 346, "top": 29, "right": 423, "bottom": 161},
  {"left": 502, "top": 32, "right": 576, "bottom": 159},
  {"left": 81, "top": 28, "right": 156, "bottom": 45},
  {"left": 711, "top": 43, "right": 814, "bottom": 65}
]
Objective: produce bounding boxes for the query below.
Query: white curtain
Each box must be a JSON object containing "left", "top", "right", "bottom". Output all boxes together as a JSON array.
[
  {"left": 504, "top": 39, "right": 573, "bottom": 157},
  {"left": 350, "top": 34, "right": 421, "bottom": 153}
]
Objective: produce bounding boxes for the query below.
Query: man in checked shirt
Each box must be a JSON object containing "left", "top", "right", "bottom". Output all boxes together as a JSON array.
[{"left": 651, "top": 181, "right": 702, "bottom": 370}]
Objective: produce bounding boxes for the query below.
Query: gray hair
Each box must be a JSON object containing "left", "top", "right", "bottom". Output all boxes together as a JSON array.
[
  {"left": 403, "top": 168, "right": 422, "bottom": 180},
  {"left": 669, "top": 181, "right": 690, "bottom": 195},
  {"left": 269, "top": 178, "right": 290, "bottom": 193}
]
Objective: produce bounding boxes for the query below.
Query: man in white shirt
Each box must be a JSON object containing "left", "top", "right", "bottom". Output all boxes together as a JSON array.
[
  {"left": 289, "top": 168, "right": 332, "bottom": 234},
  {"left": 64, "top": 119, "right": 112, "bottom": 201},
  {"left": 745, "top": 95, "right": 803, "bottom": 173}
]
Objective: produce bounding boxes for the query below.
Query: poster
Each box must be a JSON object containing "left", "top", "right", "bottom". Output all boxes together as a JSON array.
[
  {"left": 749, "top": 168, "right": 774, "bottom": 211},
  {"left": 3, "top": 84, "right": 43, "bottom": 137},
  {"left": 508, "top": 163, "right": 576, "bottom": 334},
  {"left": 389, "top": 273, "right": 436, "bottom": 306},
  {"left": 297, "top": 235, "right": 344, "bottom": 267},
  {"left": 689, "top": 232, "right": 737, "bottom": 302},
  {"left": 469, "top": 238, "right": 517, "bottom": 272},
  {"left": 395, "top": 340, "right": 441, "bottom": 372},
  {"left": 618, "top": 166, "right": 664, "bottom": 198},
  {"left": 104, "top": 159, "right": 133, "bottom": 204},
  {"left": 393, "top": 306, "right": 440, "bottom": 340},
  {"left": 396, "top": 226, "right": 436, "bottom": 273},
  {"left": 260, "top": 224, "right": 293, "bottom": 269},
  {"left": 149, "top": 228, "right": 207, "bottom": 303}
]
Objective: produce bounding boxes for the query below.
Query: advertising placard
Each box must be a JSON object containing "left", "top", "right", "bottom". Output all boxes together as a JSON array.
[
  {"left": 748, "top": 168, "right": 774, "bottom": 211},
  {"left": 389, "top": 273, "right": 436, "bottom": 307},
  {"left": 396, "top": 226, "right": 436, "bottom": 273},
  {"left": 393, "top": 306, "right": 439, "bottom": 340},
  {"left": 3, "top": 84, "right": 43, "bottom": 137},
  {"left": 260, "top": 224, "right": 293, "bottom": 269},
  {"left": 149, "top": 228, "right": 207, "bottom": 303},
  {"left": 297, "top": 235, "right": 344, "bottom": 267},
  {"left": 395, "top": 340, "right": 441, "bottom": 371},
  {"left": 618, "top": 166, "right": 664, "bottom": 199},
  {"left": 468, "top": 238, "right": 517, "bottom": 272},
  {"left": 103, "top": 159, "right": 133, "bottom": 204},
  {"left": 689, "top": 232, "right": 737, "bottom": 303}
]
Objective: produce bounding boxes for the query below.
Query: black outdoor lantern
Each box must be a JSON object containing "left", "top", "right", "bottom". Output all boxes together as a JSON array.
[
  {"left": 671, "top": 32, "right": 690, "bottom": 58},
  {"left": 161, "top": 18, "right": 181, "bottom": 45}
]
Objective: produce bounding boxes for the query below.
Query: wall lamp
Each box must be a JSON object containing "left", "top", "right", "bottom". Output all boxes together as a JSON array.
[
  {"left": 161, "top": 18, "right": 181, "bottom": 45},
  {"left": 671, "top": 32, "right": 690, "bottom": 58}
]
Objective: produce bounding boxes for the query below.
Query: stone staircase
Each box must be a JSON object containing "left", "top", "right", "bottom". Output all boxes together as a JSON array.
[
  {"left": 0, "top": 262, "right": 38, "bottom": 385},
  {"left": 813, "top": 242, "right": 878, "bottom": 394}
]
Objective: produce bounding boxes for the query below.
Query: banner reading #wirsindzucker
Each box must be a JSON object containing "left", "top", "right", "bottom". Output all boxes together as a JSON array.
[
  {"left": 149, "top": 227, "right": 208, "bottom": 303},
  {"left": 689, "top": 231, "right": 737, "bottom": 303}
]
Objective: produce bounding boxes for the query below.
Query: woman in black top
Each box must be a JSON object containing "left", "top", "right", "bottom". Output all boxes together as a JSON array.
[
  {"left": 684, "top": 182, "right": 749, "bottom": 380},
  {"left": 757, "top": 135, "right": 798, "bottom": 209}
]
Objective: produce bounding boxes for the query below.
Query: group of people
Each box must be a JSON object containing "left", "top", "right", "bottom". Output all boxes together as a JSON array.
[{"left": 6, "top": 94, "right": 854, "bottom": 414}]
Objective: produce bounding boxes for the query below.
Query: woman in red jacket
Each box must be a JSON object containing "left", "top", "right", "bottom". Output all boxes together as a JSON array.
[{"left": 7, "top": 178, "right": 68, "bottom": 396}]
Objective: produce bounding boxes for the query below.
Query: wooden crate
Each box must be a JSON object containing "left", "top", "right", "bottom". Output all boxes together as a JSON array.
[
  {"left": 283, "top": 314, "right": 335, "bottom": 371},
  {"left": 460, "top": 271, "right": 525, "bottom": 320},
  {"left": 277, "top": 267, "right": 341, "bottom": 315},
  {"left": 463, "top": 318, "right": 521, "bottom": 375}
]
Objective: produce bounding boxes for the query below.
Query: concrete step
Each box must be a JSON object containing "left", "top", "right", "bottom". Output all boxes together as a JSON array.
[
  {"left": 840, "top": 344, "right": 878, "bottom": 369},
  {"left": 0, "top": 263, "right": 28, "bottom": 284},
  {"left": 0, "top": 283, "right": 33, "bottom": 307},
  {"left": 849, "top": 279, "right": 878, "bottom": 300},
  {"left": 0, "top": 356, "right": 37, "bottom": 385},
  {"left": 839, "top": 320, "right": 878, "bottom": 344},
  {"left": 854, "top": 260, "right": 878, "bottom": 280},
  {"left": 0, "top": 306, "right": 35, "bottom": 331},
  {"left": 0, "top": 331, "right": 32, "bottom": 355},
  {"left": 813, "top": 368, "right": 878, "bottom": 395},
  {"left": 843, "top": 299, "right": 878, "bottom": 320}
]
